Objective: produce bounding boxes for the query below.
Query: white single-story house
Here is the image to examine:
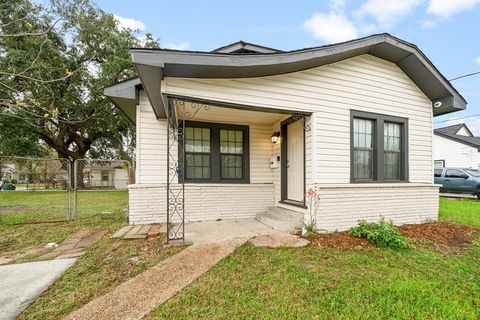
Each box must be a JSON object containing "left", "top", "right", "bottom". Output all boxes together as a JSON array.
[
  {"left": 82, "top": 162, "right": 131, "bottom": 190},
  {"left": 433, "top": 123, "right": 480, "bottom": 169},
  {"left": 105, "top": 33, "right": 466, "bottom": 239},
  {"left": 1, "top": 163, "right": 19, "bottom": 181}
]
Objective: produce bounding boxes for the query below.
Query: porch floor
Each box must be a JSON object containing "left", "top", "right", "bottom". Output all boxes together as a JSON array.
[{"left": 185, "top": 219, "right": 278, "bottom": 244}]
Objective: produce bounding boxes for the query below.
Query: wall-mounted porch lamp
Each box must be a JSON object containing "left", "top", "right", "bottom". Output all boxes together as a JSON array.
[{"left": 271, "top": 131, "right": 281, "bottom": 144}]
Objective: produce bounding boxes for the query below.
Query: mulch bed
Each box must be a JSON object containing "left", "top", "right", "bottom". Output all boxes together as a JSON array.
[
  {"left": 307, "top": 231, "right": 376, "bottom": 250},
  {"left": 306, "top": 221, "right": 479, "bottom": 251},
  {"left": 398, "top": 221, "right": 479, "bottom": 251}
]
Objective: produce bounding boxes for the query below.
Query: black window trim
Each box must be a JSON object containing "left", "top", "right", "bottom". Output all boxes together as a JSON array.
[
  {"left": 350, "top": 110, "right": 409, "bottom": 183},
  {"left": 178, "top": 120, "right": 250, "bottom": 184}
]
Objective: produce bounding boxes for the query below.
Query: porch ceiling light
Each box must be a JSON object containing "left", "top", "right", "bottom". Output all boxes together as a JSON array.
[{"left": 271, "top": 131, "right": 281, "bottom": 144}]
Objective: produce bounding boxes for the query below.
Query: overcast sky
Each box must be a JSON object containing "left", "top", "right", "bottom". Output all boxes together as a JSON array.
[{"left": 95, "top": 0, "right": 480, "bottom": 134}]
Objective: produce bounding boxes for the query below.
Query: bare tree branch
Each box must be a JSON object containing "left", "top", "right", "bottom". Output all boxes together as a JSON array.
[
  {"left": 0, "top": 65, "right": 82, "bottom": 84},
  {"left": 0, "top": 18, "right": 62, "bottom": 37}
]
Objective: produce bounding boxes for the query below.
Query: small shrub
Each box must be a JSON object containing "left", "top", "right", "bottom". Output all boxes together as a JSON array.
[{"left": 350, "top": 217, "right": 411, "bottom": 249}]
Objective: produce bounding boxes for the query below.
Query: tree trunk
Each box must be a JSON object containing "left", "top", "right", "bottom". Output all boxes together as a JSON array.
[{"left": 55, "top": 150, "right": 87, "bottom": 189}]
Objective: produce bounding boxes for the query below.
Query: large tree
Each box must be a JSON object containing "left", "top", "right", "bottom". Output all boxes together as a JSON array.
[{"left": 0, "top": 0, "right": 159, "bottom": 166}]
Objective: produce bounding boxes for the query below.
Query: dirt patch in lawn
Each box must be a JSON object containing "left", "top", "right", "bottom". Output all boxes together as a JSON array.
[
  {"left": 307, "top": 231, "right": 376, "bottom": 250},
  {"left": 398, "top": 221, "right": 479, "bottom": 252}
]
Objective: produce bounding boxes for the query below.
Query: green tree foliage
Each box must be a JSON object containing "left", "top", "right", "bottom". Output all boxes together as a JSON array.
[
  {"left": 0, "top": 116, "right": 49, "bottom": 157},
  {"left": 0, "top": 0, "right": 159, "bottom": 163}
]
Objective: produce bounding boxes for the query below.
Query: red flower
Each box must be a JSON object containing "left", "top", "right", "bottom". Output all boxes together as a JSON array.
[{"left": 307, "top": 188, "right": 315, "bottom": 198}]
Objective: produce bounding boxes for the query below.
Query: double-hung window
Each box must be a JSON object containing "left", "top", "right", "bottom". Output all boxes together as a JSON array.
[
  {"left": 180, "top": 121, "right": 249, "bottom": 183},
  {"left": 185, "top": 127, "right": 211, "bottom": 180},
  {"left": 353, "top": 118, "right": 375, "bottom": 180},
  {"left": 351, "top": 111, "right": 408, "bottom": 182}
]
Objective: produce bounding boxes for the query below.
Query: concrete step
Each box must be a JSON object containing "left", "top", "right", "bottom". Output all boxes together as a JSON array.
[{"left": 256, "top": 207, "right": 304, "bottom": 233}]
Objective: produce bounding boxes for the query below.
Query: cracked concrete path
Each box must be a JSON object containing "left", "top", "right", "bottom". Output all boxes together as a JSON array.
[
  {"left": 65, "top": 238, "right": 246, "bottom": 320},
  {"left": 0, "top": 258, "right": 76, "bottom": 320}
]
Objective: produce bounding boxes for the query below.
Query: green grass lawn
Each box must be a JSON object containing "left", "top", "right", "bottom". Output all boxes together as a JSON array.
[
  {"left": 148, "top": 244, "right": 480, "bottom": 320},
  {"left": 439, "top": 197, "right": 480, "bottom": 227},
  {"left": 5, "top": 193, "right": 480, "bottom": 319},
  {"left": 0, "top": 190, "right": 184, "bottom": 319},
  {"left": 0, "top": 191, "right": 128, "bottom": 256},
  {"left": 147, "top": 198, "right": 480, "bottom": 320}
]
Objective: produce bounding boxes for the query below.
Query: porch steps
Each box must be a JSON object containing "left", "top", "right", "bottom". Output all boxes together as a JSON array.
[{"left": 256, "top": 207, "right": 304, "bottom": 233}]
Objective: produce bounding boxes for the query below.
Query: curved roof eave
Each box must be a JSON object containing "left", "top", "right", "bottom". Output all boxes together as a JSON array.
[
  {"left": 104, "top": 77, "right": 142, "bottom": 124},
  {"left": 127, "top": 33, "right": 466, "bottom": 119}
]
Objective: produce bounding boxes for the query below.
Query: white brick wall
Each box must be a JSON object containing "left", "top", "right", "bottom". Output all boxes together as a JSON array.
[
  {"left": 128, "top": 183, "right": 275, "bottom": 224},
  {"left": 312, "top": 183, "right": 439, "bottom": 232}
]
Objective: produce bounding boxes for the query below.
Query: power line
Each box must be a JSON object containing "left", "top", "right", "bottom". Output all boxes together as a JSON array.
[
  {"left": 448, "top": 71, "right": 480, "bottom": 81},
  {"left": 434, "top": 113, "right": 480, "bottom": 124}
]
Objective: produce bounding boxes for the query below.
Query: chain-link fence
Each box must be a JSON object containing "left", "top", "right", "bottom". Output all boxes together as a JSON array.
[
  {"left": 73, "top": 159, "right": 132, "bottom": 220},
  {"left": 0, "top": 156, "right": 72, "bottom": 224}
]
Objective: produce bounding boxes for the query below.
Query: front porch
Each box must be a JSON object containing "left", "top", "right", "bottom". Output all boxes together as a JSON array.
[{"left": 129, "top": 94, "right": 311, "bottom": 241}]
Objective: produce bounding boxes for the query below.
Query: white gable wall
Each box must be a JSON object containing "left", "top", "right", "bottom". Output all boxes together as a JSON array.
[{"left": 433, "top": 135, "right": 480, "bottom": 168}]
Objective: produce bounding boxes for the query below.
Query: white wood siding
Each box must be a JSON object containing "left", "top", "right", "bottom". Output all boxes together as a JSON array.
[
  {"left": 136, "top": 92, "right": 167, "bottom": 184},
  {"left": 433, "top": 135, "right": 480, "bottom": 168},
  {"left": 165, "top": 54, "right": 434, "bottom": 184}
]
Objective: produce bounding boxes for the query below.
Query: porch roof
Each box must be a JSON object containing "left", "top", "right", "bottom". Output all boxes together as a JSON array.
[{"left": 105, "top": 33, "right": 467, "bottom": 123}]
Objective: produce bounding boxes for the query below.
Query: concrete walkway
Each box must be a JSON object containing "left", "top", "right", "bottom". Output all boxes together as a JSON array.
[
  {"left": 65, "top": 239, "right": 245, "bottom": 320},
  {"left": 0, "top": 258, "right": 76, "bottom": 320},
  {"left": 66, "top": 219, "right": 279, "bottom": 320}
]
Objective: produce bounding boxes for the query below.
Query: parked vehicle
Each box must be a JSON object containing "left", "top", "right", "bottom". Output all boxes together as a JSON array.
[
  {"left": 0, "top": 180, "right": 16, "bottom": 191},
  {"left": 434, "top": 167, "right": 480, "bottom": 199}
]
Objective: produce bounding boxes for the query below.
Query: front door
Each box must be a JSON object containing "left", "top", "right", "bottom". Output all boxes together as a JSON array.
[{"left": 286, "top": 120, "right": 304, "bottom": 202}]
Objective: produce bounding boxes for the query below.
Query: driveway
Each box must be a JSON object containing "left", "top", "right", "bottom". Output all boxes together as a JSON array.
[
  {"left": 0, "top": 258, "right": 76, "bottom": 320},
  {"left": 440, "top": 193, "right": 478, "bottom": 200}
]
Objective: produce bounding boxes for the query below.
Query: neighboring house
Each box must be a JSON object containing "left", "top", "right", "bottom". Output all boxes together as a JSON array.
[
  {"left": 105, "top": 33, "right": 466, "bottom": 232},
  {"left": 82, "top": 162, "right": 130, "bottom": 189},
  {"left": 1, "top": 164, "right": 19, "bottom": 181},
  {"left": 433, "top": 123, "right": 480, "bottom": 169}
]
